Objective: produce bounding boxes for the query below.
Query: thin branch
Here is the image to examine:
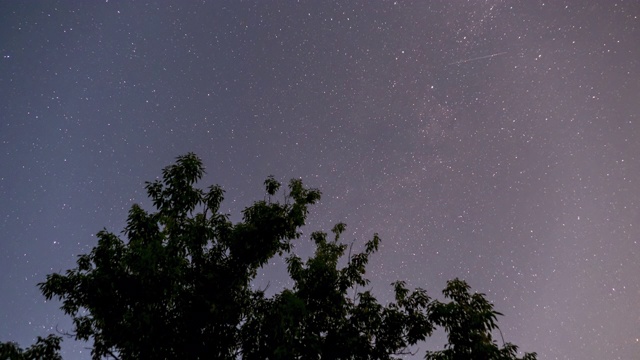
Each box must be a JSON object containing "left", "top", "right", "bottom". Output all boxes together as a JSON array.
[
  {"left": 394, "top": 346, "right": 418, "bottom": 356},
  {"left": 55, "top": 324, "right": 76, "bottom": 339},
  {"left": 347, "top": 240, "right": 354, "bottom": 263},
  {"left": 498, "top": 326, "right": 506, "bottom": 347},
  {"left": 106, "top": 349, "right": 121, "bottom": 360},
  {"left": 348, "top": 239, "right": 359, "bottom": 302}
]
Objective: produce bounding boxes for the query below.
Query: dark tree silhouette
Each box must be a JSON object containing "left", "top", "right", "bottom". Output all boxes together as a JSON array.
[
  {"left": 2, "top": 153, "right": 536, "bottom": 360},
  {"left": 0, "top": 334, "right": 62, "bottom": 360}
]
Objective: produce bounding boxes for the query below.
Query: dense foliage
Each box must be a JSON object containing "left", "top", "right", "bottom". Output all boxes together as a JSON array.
[
  {"left": 1, "top": 153, "right": 536, "bottom": 360},
  {"left": 0, "top": 335, "right": 62, "bottom": 360}
]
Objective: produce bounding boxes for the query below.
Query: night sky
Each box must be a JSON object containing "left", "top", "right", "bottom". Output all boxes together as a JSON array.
[{"left": 1, "top": 1, "right": 639, "bottom": 359}]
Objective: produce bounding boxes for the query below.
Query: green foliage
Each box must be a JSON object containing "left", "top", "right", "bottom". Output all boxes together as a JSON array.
[
  {"left": 3, "top": 153, "right": 536, "bottom": 359},
  {"left": 242, "top": 225, "right": 432, "bottom": 359},
  {"left": 0, "top": 334, "right": 62, "bottom": 360},
  {"left": 425, "top": 279, "right": 537, "bottom": 360},
  {"left": 38, "top": 153, "right": 324, "bottom": 360}
]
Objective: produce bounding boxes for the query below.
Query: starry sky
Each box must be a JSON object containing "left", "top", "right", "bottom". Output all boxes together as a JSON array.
[{"left": 1, "top": 1, "right": 639, "bottom": 359}]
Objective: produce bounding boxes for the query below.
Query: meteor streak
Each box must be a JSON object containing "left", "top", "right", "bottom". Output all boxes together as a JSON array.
[{"left": 447, "top": 51, "right": 507, "bottom": 66}]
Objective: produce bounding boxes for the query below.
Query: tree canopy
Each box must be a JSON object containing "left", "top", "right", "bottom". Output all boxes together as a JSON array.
[
  {"left": 1, "top": 153, "right": 536, "bottom": 360},
  {"left": 0, "top": 335, "right": 62, "bottom": 360}
]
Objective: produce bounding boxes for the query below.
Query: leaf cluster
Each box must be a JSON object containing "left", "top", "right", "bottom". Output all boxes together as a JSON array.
[
  {"left": 425, "top": 279, "right": 537, "bottom": 360},
  {"left": 38, "top": 153, "right": 322, "bottom": 360},
  {"left": 0, "top": 334, "right": 62, "bottom": 360},
  {"left": 241, "top": 224, "right": 433, "bottom": 359},
  {"left": 4, "top": 153, "right": 536, "bottom": 360}
]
